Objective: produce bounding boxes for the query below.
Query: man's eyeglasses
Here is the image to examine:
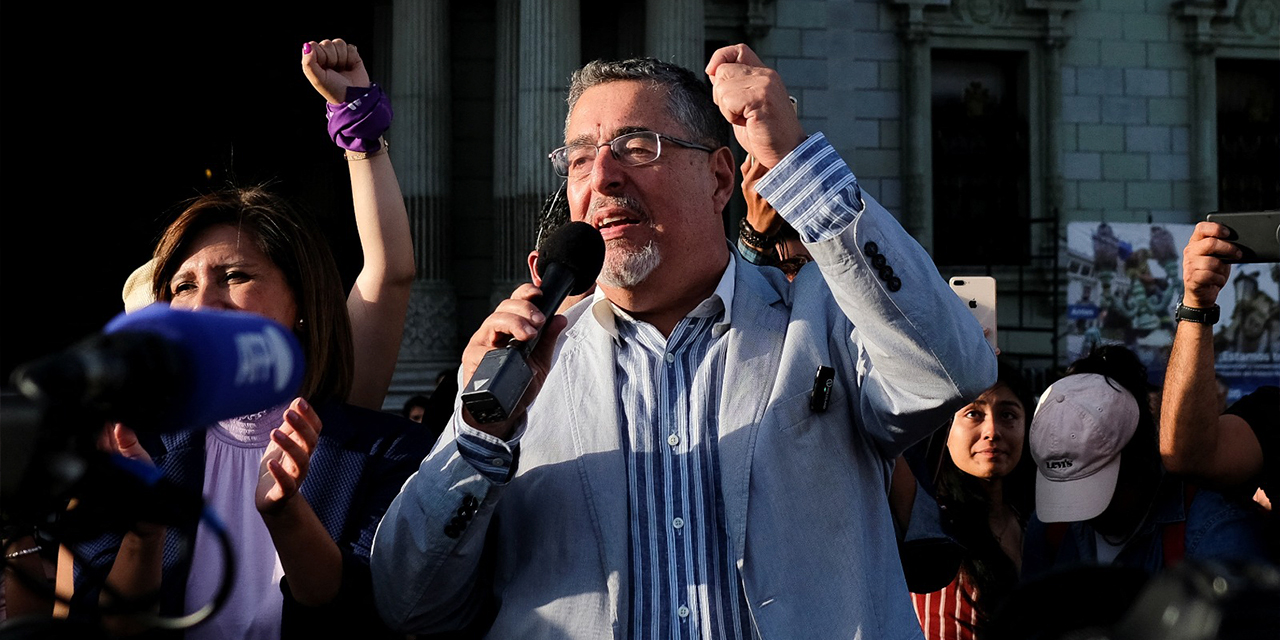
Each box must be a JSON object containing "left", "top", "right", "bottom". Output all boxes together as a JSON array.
[{"left": 548, "top": 131, "right": 714, "bottom": 178}]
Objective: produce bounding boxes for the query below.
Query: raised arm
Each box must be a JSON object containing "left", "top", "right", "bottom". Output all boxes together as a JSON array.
[
  {"left": 709, "top": 44, "right": 995, "bottom": 452},
  {"left": 1160, "top": 221, "right": 1263, "bottom": 486},
  {"left": 302, "top": 38, "right": 414, "bottom": 410}
]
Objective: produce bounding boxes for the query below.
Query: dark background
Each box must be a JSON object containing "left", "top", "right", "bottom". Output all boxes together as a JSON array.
[{"left": 1, "top": 3, "right": 382, "bottom": 382}]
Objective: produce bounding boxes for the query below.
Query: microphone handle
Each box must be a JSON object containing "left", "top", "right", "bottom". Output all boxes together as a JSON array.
[
  {"left": 462, "top": 262, "right": 578, "bottom": 424},
  {"left": 506, "top": 262, "right": 575, "bottom": 357}
]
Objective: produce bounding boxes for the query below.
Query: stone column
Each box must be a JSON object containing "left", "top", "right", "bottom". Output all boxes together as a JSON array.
[
  {"left": 646, "top": 0, "right": 705, "bottom": 71},
  {"left": 1188, "top": 42, "right": 1218, "bottom": 217},
  {"left": 491, "top": 0, "right": 581, "bottom": 304},
  {"left": 1178, "top": 8, "right": 1220, "bottom": 217},
  {"left": 1041, "top": 12, "right": 1068, "bottom": 253},
  {"left": 388, "top": 0, "right": 455, "bottom": 406},
  {"left": 900, "top": 12, "right": 933, "bottom": 250}
]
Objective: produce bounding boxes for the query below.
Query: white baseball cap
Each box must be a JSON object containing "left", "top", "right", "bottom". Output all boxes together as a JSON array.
[{"left": 1030, "top": 373, "right": 1140, "bottom": 523}]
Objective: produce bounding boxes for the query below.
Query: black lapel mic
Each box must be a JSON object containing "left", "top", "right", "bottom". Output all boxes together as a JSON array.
[{"left": 462, "top": 221, "right": 605, "bottom": 424}]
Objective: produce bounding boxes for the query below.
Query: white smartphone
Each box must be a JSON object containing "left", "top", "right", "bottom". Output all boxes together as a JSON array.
[{"left": 949, "top": 276, "right": 997, "bottom": 352}]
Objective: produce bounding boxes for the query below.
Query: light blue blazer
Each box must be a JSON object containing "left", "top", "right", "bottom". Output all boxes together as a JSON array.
[{"left": 372, "top": 192, "right": 997, "bottom": 639}]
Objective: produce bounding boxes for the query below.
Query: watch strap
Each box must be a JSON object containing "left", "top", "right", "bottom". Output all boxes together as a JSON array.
[{"left": 1175, "top": 302, "right": 1220, "bottom": 325}]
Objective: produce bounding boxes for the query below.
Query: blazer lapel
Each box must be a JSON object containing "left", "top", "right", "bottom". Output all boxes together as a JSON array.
[
  {"left": 561, "top": 318, "right": 629, "bottom": 632},
  {"left": 718, "top": 264, "right": 787, "bottom": 563}
]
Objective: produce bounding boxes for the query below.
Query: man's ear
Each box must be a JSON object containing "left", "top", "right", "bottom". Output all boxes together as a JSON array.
[
  {"left": 527, "top": 250, "right": 544, "bottom": 287},
  {"left": 710, "top": 146, "right": 736, "bottom": 215}
]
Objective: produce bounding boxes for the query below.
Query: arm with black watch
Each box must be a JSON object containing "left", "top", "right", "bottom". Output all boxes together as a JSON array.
[{"left": 1174, "top": 302, "right": 1219, "bottom": 325}]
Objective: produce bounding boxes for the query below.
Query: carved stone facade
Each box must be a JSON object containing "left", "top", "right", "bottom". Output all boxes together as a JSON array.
[{"left": 373, "top": 0, "right": 1276, "bottom": 401}]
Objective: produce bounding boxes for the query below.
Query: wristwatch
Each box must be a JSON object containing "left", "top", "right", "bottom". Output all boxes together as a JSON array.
[{"left": 1174, "top": 302, "right": 1220, "bottom": 325}]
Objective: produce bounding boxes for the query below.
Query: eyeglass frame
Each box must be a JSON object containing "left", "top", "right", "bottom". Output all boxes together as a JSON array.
[{"left": 548, "top": 130, "right": 716, "bottom": 178}]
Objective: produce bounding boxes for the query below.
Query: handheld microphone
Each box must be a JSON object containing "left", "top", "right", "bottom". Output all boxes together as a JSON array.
[
  {"left": 13, "top": 303, "right": 305, "bottom": 434},
  {"left": 462, "top": 221, "right": 604, "bottom": 424}
]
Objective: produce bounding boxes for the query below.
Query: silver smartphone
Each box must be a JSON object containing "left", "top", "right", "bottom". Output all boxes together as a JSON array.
[{"left": 949, "top": 276, "right": 997, "bottom": 352}]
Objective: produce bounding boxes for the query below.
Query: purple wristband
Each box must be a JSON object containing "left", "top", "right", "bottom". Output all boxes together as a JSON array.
[{"left": 325, "top": 84, "right": 393, "bottom": 153}]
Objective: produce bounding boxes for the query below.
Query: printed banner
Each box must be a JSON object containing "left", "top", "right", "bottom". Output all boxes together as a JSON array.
[{"left": 1064, "top": 222, "right": 1279, "bottom": 403}]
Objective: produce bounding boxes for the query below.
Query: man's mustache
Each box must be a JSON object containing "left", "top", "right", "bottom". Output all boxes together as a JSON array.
[{"left": 588, "top": 195, "right": 648, "bottom": 222}]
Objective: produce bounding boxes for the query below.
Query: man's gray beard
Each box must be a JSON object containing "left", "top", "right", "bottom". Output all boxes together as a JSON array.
[{"left": 597, "top": 240, "right": 661, "bottom": 289}]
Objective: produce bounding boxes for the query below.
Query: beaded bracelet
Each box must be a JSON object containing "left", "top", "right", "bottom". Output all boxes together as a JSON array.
[{"left": 739, "top": 216, "right": 777, "bottom": 252}]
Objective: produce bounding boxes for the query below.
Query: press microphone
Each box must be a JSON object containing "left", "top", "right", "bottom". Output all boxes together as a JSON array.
[
  {"left": 462, "top": 221, "right": 604, "bottom": 424},
  {"left": 12, "top": 303, "right": 305, "bottom": 434}
]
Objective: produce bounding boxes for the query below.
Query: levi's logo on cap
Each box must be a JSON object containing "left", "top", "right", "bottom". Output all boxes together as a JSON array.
[{"left": 1045, "top": 459, "right": 1073, "bottom": 469}]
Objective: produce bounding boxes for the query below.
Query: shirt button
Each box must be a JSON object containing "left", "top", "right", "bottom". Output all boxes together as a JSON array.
[
  {"left": 490, "top": 457, "right": 506, "bottom": 467},
  {"left": 664, "top": 352, "right": 675, "bottom": 364},
  {"left": 673, "top": 517, "right": 685, "bottom": 530},
  {"left": 667, "top": 433, "right": 680, "bottom": 446},
  {"left": 678, "top": 605, "right": 690, "bottom": 618}
]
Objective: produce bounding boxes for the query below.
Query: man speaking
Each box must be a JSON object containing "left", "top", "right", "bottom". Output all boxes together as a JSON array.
[{"left": 371, "top": 44, "right": 996, "bottom": 639}]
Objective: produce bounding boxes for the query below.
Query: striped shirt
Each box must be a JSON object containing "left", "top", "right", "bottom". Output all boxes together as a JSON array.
[
  {"left": 455, "top": 257, "right": 751, "bottom": 639},
  {"left": 594, "top": 257, "right": 753, "bottom": 640},
  {"left": 912, "top": 571, "right": 979, "bottom": 640}
]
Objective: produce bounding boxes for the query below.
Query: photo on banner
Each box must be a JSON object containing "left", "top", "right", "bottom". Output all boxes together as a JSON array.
[{"left": 1064, "top": 221, "right": 1279, "bottom": 402}]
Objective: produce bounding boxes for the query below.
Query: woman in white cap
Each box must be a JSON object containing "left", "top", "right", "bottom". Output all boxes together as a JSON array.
[{"left": 1021, "top": 346, "right": 1267, "bottom": 577}]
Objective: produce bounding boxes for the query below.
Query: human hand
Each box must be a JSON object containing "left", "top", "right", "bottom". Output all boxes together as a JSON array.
[
  {"left": 706, "top": 43, "right": 805, "bottom": 168},
  {"left": 256, "top": 398, "right": 321, "bottom": 515},
  {"left": 103, "top": 423, "right": 154, "bottom": 466},
  {"left": 1182, "top": 221, "right": 1240, "bottom": 308},
  {"left": 741, "top": 155, "right": 783, "bottom": 236},
  {"left": 459, "top": 284, "right": 568, "bottom": 439},
  {"left": 301, "top": 38, "right": 371, "bottom": 105},
  {"left": 101, "top": 424, "right": 166, "bottom": 537}
]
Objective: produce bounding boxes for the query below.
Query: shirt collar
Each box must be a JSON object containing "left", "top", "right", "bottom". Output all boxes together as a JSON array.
[{"left": 590, "top": 251, "right": 737, "bottom": 340}]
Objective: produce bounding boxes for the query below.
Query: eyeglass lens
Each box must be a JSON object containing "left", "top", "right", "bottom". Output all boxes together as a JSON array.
[{"left": 557, "top": 132, "right": 661, "bottom": 177}]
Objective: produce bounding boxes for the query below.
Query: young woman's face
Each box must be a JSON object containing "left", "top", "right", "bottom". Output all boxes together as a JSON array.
[
  {"left": 946, "top": 383, "right": 1026, "bottom": 480},
  {"left": 166, "top": 224, "right": 299, "bottom": 330}
]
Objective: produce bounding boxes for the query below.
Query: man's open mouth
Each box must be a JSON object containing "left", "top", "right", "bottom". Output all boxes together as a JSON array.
[{"left": 595, "top": 214, "right": 640, "bottom": 230}]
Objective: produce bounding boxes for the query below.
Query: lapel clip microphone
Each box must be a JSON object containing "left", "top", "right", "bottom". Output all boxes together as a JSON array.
[{"left": 810, "top": 366, "right": 835, "bottom": 413}]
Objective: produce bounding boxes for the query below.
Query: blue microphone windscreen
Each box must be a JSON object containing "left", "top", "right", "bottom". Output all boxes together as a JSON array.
[{"left": 105, "top": 304, "right": 305, "bottom": 430}]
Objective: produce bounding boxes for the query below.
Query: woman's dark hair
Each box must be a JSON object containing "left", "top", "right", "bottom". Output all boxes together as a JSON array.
[
  {"left": 934, "top": 359, "right": 1037, "bottom": 624},
  {"left": 150, "top": 187, "right": 354, "bottom": 404}
]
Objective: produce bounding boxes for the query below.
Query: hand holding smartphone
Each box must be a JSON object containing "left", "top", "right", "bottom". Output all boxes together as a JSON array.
[
  {"left": 949, "top": 276, "right": 997, "bottom": 353},
  {"left": 1203, "top": 211, "right": 1280, "bottom": 263}
]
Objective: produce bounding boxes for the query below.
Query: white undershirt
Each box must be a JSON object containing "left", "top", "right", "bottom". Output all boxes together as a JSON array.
[
  {"left": 185, "top": 404, "right": 288, "bottom": 640},
  {"left": 1094, "top": 531, "right": 1125, "bottom": 565}
]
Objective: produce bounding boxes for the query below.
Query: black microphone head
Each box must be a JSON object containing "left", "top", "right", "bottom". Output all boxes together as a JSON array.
[{"left": 537, "top": 221, "right": 605, "bottom": 295}]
